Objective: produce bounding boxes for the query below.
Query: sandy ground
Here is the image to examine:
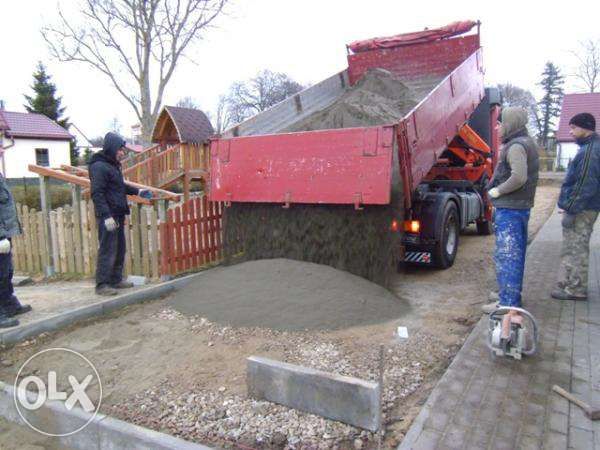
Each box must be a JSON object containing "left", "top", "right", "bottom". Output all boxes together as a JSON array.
[
  {"left": 9, "top": 280, "right": 146, "bottom": 328},
  {"left": 0, "top": 185, "right": 560, "bottom": 449}
]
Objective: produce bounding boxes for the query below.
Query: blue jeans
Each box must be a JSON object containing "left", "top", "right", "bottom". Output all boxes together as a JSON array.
[{"left": 494, "top": 208, "right": 530, "bottom": 308}]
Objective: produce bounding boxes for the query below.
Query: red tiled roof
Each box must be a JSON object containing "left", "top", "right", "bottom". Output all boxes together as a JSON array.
[
  {"left": 556, "top": 93, "right": 600, "bottom": 142},
  {"left": 0, "top": 110, "right": 72, "bottom": 140}
]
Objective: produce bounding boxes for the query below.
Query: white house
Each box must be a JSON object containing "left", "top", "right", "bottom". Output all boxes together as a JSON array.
[
  {"left": 556, "top": 93, "right": 600, "bottom": 169},
  {"left": 0, "top": 110, "right": 73, "bottom": 178}
]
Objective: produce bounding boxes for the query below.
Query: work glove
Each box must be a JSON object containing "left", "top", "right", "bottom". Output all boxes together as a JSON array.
[
  {"left": 0, "top": 239, "right": 10, "bottom": 254},
  {"left": 488, "top": 187, "right": 501, "bottom": 199},
  {"left": 139, "top": 189, "right": 153, "bottom": 200},
  {"left": 104, "top": 217, "right": 118, "bottom": 232},
  {"left": 562, "top": 213, "right": 576, "bottom": 229}
]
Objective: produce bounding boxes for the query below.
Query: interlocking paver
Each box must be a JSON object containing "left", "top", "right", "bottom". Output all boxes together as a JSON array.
[{"left": 398, "top": 209, "right": 600, "bottom": 449}]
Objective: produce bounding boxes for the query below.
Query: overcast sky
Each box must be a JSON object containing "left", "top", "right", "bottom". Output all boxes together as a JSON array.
[{"left": 1, "top": 0, "right": 599, "bottom": 142}]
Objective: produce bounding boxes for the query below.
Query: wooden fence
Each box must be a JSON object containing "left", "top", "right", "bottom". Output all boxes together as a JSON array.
[
  {"left": 11, "top": 195, "right": 223, "bottom": 279},
  {"left": 160, "top": 195, "right": 223, "bottom": 276}
]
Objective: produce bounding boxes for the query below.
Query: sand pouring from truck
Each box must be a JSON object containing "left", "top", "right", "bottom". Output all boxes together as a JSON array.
[{"left": 209, "top": 20, "right": 501, "bottom": 287}]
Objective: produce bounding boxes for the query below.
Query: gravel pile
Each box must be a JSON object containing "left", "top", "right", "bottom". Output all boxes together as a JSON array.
[{"left": 111, "top": 309, "right": 453, "bottom": 449}]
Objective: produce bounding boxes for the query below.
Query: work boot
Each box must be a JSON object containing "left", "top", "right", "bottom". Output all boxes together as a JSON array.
[
  {"left": 0, "top": 314, "right": 18, "bottom": 329},
  {"left": 551, "top": 287, "right": 587, "bottom": 301},
  {"left": 95, "top": 285, "right": 118, "bottom": 296},
  {"left": 481, "top": 291, "right": 500, "bottom": 314},
  {"left": 111, "top": 280, "right": 134, "bottom": 289},
  {"left": 5, "top": 295, "right": 32, "bottom": 317}
]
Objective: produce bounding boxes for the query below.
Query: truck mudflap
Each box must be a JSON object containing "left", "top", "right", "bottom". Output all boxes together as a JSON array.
[{"left": 209, "top": 125, "right": 395, "bottom": 207}]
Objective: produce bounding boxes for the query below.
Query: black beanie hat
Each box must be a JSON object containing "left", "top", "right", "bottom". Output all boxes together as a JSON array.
[{"left": 569, "top": 113, "right": 596, "bottom": 131}]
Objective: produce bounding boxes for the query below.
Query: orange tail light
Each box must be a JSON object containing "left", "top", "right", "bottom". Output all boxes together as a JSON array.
[{"left": 404, "top": 220, "right": 421, "bottom": 234}]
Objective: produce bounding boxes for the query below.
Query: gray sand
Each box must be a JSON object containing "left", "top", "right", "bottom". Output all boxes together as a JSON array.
[
  {"left": 170, "top": 259, "right": 410, "bottom": 331},
  {"left": 285, "top": 68, "right": 420, "bottom": 132}
]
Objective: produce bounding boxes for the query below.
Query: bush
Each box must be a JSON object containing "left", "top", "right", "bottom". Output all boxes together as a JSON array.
[{"left": 11, "top": 185, "right": 72, "bottom": 210}]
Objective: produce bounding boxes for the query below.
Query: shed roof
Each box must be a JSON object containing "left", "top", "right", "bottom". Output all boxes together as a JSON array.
[
  {"left": 151, "top": 106, "right": 214, "bottom": 144},
  {"left": 556, "top": 93, "right": 600, "bottom": 142}
]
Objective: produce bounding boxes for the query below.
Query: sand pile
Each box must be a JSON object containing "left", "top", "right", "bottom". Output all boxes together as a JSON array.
[
  {"left": 170, "top": 259, "right": 409, "bottom": 331},
  {"left": 285, "top": 68, "right": 418, "bottom": 132}
]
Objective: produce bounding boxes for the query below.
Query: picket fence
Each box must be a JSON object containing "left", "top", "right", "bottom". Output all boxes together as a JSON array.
[{"left": 11, "top": 195, "right": 224, "bottom": 279}]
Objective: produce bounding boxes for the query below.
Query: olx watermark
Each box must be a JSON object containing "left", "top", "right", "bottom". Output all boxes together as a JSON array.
[{"left": 13, "top": 348, "right": 102, "bottom": 436}]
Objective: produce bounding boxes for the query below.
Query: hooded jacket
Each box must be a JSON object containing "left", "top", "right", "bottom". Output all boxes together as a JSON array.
[
  {"left": 558, "top": 132, "right": 600, "bottom": 215},
  {"left": 488, "top": 107, "right": 539, "bottom": 209},
  {"left": 88, "top": 132, "right": 139, "bottom": 219},
  {"left": 0, "top": 175, "right": 21, "bottom": 239}
]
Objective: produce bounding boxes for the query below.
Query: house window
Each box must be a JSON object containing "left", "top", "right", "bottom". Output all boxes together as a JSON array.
[{"left": 35, "top": 148, "right": 49, "bottom": 166}]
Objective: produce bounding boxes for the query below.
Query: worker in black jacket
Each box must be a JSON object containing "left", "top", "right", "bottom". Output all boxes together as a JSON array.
[{"left": 89, "top": 132, "right": 152, "bottom": 296}]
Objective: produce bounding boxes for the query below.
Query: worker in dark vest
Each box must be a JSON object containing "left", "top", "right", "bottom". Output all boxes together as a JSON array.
[
  {"left": 482, "top": 107, "right": 539, "bottom": 327},
  {"left": 0, "top": 174, "right": 32, "bottom": 328},
  {"left": 89, "top": 132, "right": 153, "bottom": 296},
  {"left": 552, "top": 113, "right": 600, "bottom": 301}
]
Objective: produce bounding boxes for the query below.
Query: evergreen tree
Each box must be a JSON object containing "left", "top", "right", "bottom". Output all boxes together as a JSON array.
[
  {"left": 23, "top": 62, "right": 78, "bottom": 163},
  {"left": 537, "top": 62, "right": 565, "bottom": 149}
]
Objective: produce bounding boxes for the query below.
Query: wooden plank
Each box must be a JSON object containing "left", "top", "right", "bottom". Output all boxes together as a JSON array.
[
  {"left": 37, "top": 212, "right": 47, "bottom": 275},
  {"left": 81, "top": 201, "right": 91, "bottom": 275},
  {"left": 39, "top": 176, "right": 55, "bottom": 276},
  {"left": 181, "top": 200, "right": 190, "bottom": 271},
  {"left": 159, "top": 213, "right": 170, "bottom": 278},
  {"left": 22, "top": 205, "right": 33, "bottom": 273},
  {"left": 88, "top": 201, "right": 98, "bottom": 274},
  {"left": 194, "top": 197, "right": 204, "bottom": 267},
  {"left": 189, "top": 198, "right": 199, "bottom": 269},
  {"left": 72, "top": 185, "right": 84, "bottom": 273},
  {"left": 208, "top": 200, "right": 216, "bottom": 262},
  {"left": 168, "top": 209, "right": 176, "bottom": 276},
  {"left": 174, "top": 206, "right": 184, "bottom": 273},
  {"left": 140, "top": 207, "right": 150, "bottom": 277},
  {"left": 215, "top": 201, "right": 223, "bottom": 261},
  {"left": 201, "top": 196, "right": 210, "bottom": 264},
  {"left": 131, "top": 204, "right": 142, "bottom": 275},
  {"left": 56, "top": 208, "right": 67, "bottom": 273},
  {"left": 64, "top": 206, "right": 75, "bottom": 273},
  {"left": 124, "top": 216, "right": 132, "bottom": 276},
  {"left": 150, "top": 207, "right": 159, "bottom": 279},
  {"left": 50, "top": 210, "right": 60, "bottom": 274}
]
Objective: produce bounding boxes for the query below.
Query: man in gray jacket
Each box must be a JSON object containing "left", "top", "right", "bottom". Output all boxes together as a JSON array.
[
  {"left": 0, "top": 175, "right": 31, "bottom": 328},
  {"left": 482, "top": 107, "right": 540, "bottom": 324}
]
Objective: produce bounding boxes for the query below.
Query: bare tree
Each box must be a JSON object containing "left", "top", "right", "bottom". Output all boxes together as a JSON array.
[
  {"left": 176, "top": 96, "right": 200, "bottom": 109},
  {"left": 213, "top": 95, "right": 231, "bottom": 134},
  {"left": 42, "top": 0, "right": 228, "bottom": 142},
  {"left": 572, "top": 39, "right": 600, "bottom": 93},
  {"left": 497, "top": 83, "right": 540, "bottom": 138},
  {"left": 225, "top": 70, "right": 304, "bottom": 124}
]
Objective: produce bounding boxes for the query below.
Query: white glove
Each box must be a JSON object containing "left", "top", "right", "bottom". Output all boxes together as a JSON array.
[
  {"left": 104, "top": 217, "right": 118, "bottom": 232},
  {"left": 488, "top": 188, "right": 501, "bottom": 199},
  {"left": 0, "top": 239, "right": 10, "bottom": 254}
]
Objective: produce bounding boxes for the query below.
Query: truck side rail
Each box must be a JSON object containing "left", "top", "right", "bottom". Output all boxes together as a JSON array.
[
  {"left": 221, "top": 71, "right": 350, "bottom": 138},
  {"left": 397, "top": 49, "right": 485, "bottom": 208}
]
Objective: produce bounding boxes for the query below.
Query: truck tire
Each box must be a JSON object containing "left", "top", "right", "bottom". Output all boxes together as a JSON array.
[{"left": 433, "top": 201, "right": 459, "bottom": 269}]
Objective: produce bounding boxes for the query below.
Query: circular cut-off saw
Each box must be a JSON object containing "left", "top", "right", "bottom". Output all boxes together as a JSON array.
[{"left": 487, "top": 307, "right": 538, "bottom": 360}]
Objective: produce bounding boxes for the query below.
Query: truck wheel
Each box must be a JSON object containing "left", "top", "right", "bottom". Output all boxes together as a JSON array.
[
  {"left": 433, "top": 201, "right": 459, "bottom": 269},
  {"left": 477, "top": 220, "right": 494, "bottom": 235}
]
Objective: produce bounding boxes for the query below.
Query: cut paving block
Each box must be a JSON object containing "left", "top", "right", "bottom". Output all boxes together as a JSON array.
[
  {"left": 13, "top": 276, "right": 33, "bottom": 286},
  {"left": 126, "top": 275, "right": 147, "bottom": 286},
  {"left": 247, "top": 356, "right": 381, "bottom": 431}
]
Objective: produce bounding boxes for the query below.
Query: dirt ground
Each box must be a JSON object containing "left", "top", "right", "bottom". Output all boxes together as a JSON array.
[{"left": 0, "top": 185, "right": 560, "bottom": 449}]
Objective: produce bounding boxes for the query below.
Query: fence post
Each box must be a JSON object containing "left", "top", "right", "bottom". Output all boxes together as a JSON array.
[
  {"left": 157, "top": 199, "right": 170, "bottom": 281},
  {"left": 39, "top": 175, "right": 55, "bottom": 277},
  {"left": 71, "top": 184, "right": 84, "bottom": 273}
]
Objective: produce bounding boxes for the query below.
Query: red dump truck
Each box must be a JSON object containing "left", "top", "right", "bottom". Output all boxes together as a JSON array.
[{"left": 209, "top": 21, "right": 501, "bottom": 271}]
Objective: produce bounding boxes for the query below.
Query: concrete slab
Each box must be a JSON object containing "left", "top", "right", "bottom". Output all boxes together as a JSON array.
[
  {"left": 0, "top": 381, "right": 210, "bottom": 449},
  {"left": 247, "top": 355, "right": 381, "bottom": 431},
  {"left": 12, "top": 275, "right": 33, "bottom": 286}
]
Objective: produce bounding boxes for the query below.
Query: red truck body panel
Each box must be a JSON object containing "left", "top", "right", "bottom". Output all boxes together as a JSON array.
[
  {"left": 209, "top": 29, "right": 484, "bottom": 209},
  {"left": 210, "top": 126, "right": 395, "bottom": 205}
]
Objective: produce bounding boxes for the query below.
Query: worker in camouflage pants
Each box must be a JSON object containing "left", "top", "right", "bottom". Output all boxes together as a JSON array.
[{"left": 552, "top": 113, "right": 600, "bottom": 301}]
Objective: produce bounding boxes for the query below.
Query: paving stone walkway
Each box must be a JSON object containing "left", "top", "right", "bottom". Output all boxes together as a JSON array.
[{"left": 400, "top": 209, "right": 600, "bottom": 450}]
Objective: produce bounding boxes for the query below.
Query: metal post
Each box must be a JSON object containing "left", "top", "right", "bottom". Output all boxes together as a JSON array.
[{"left": 39, "top": 175, "right": 55, "bottom": 277}]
